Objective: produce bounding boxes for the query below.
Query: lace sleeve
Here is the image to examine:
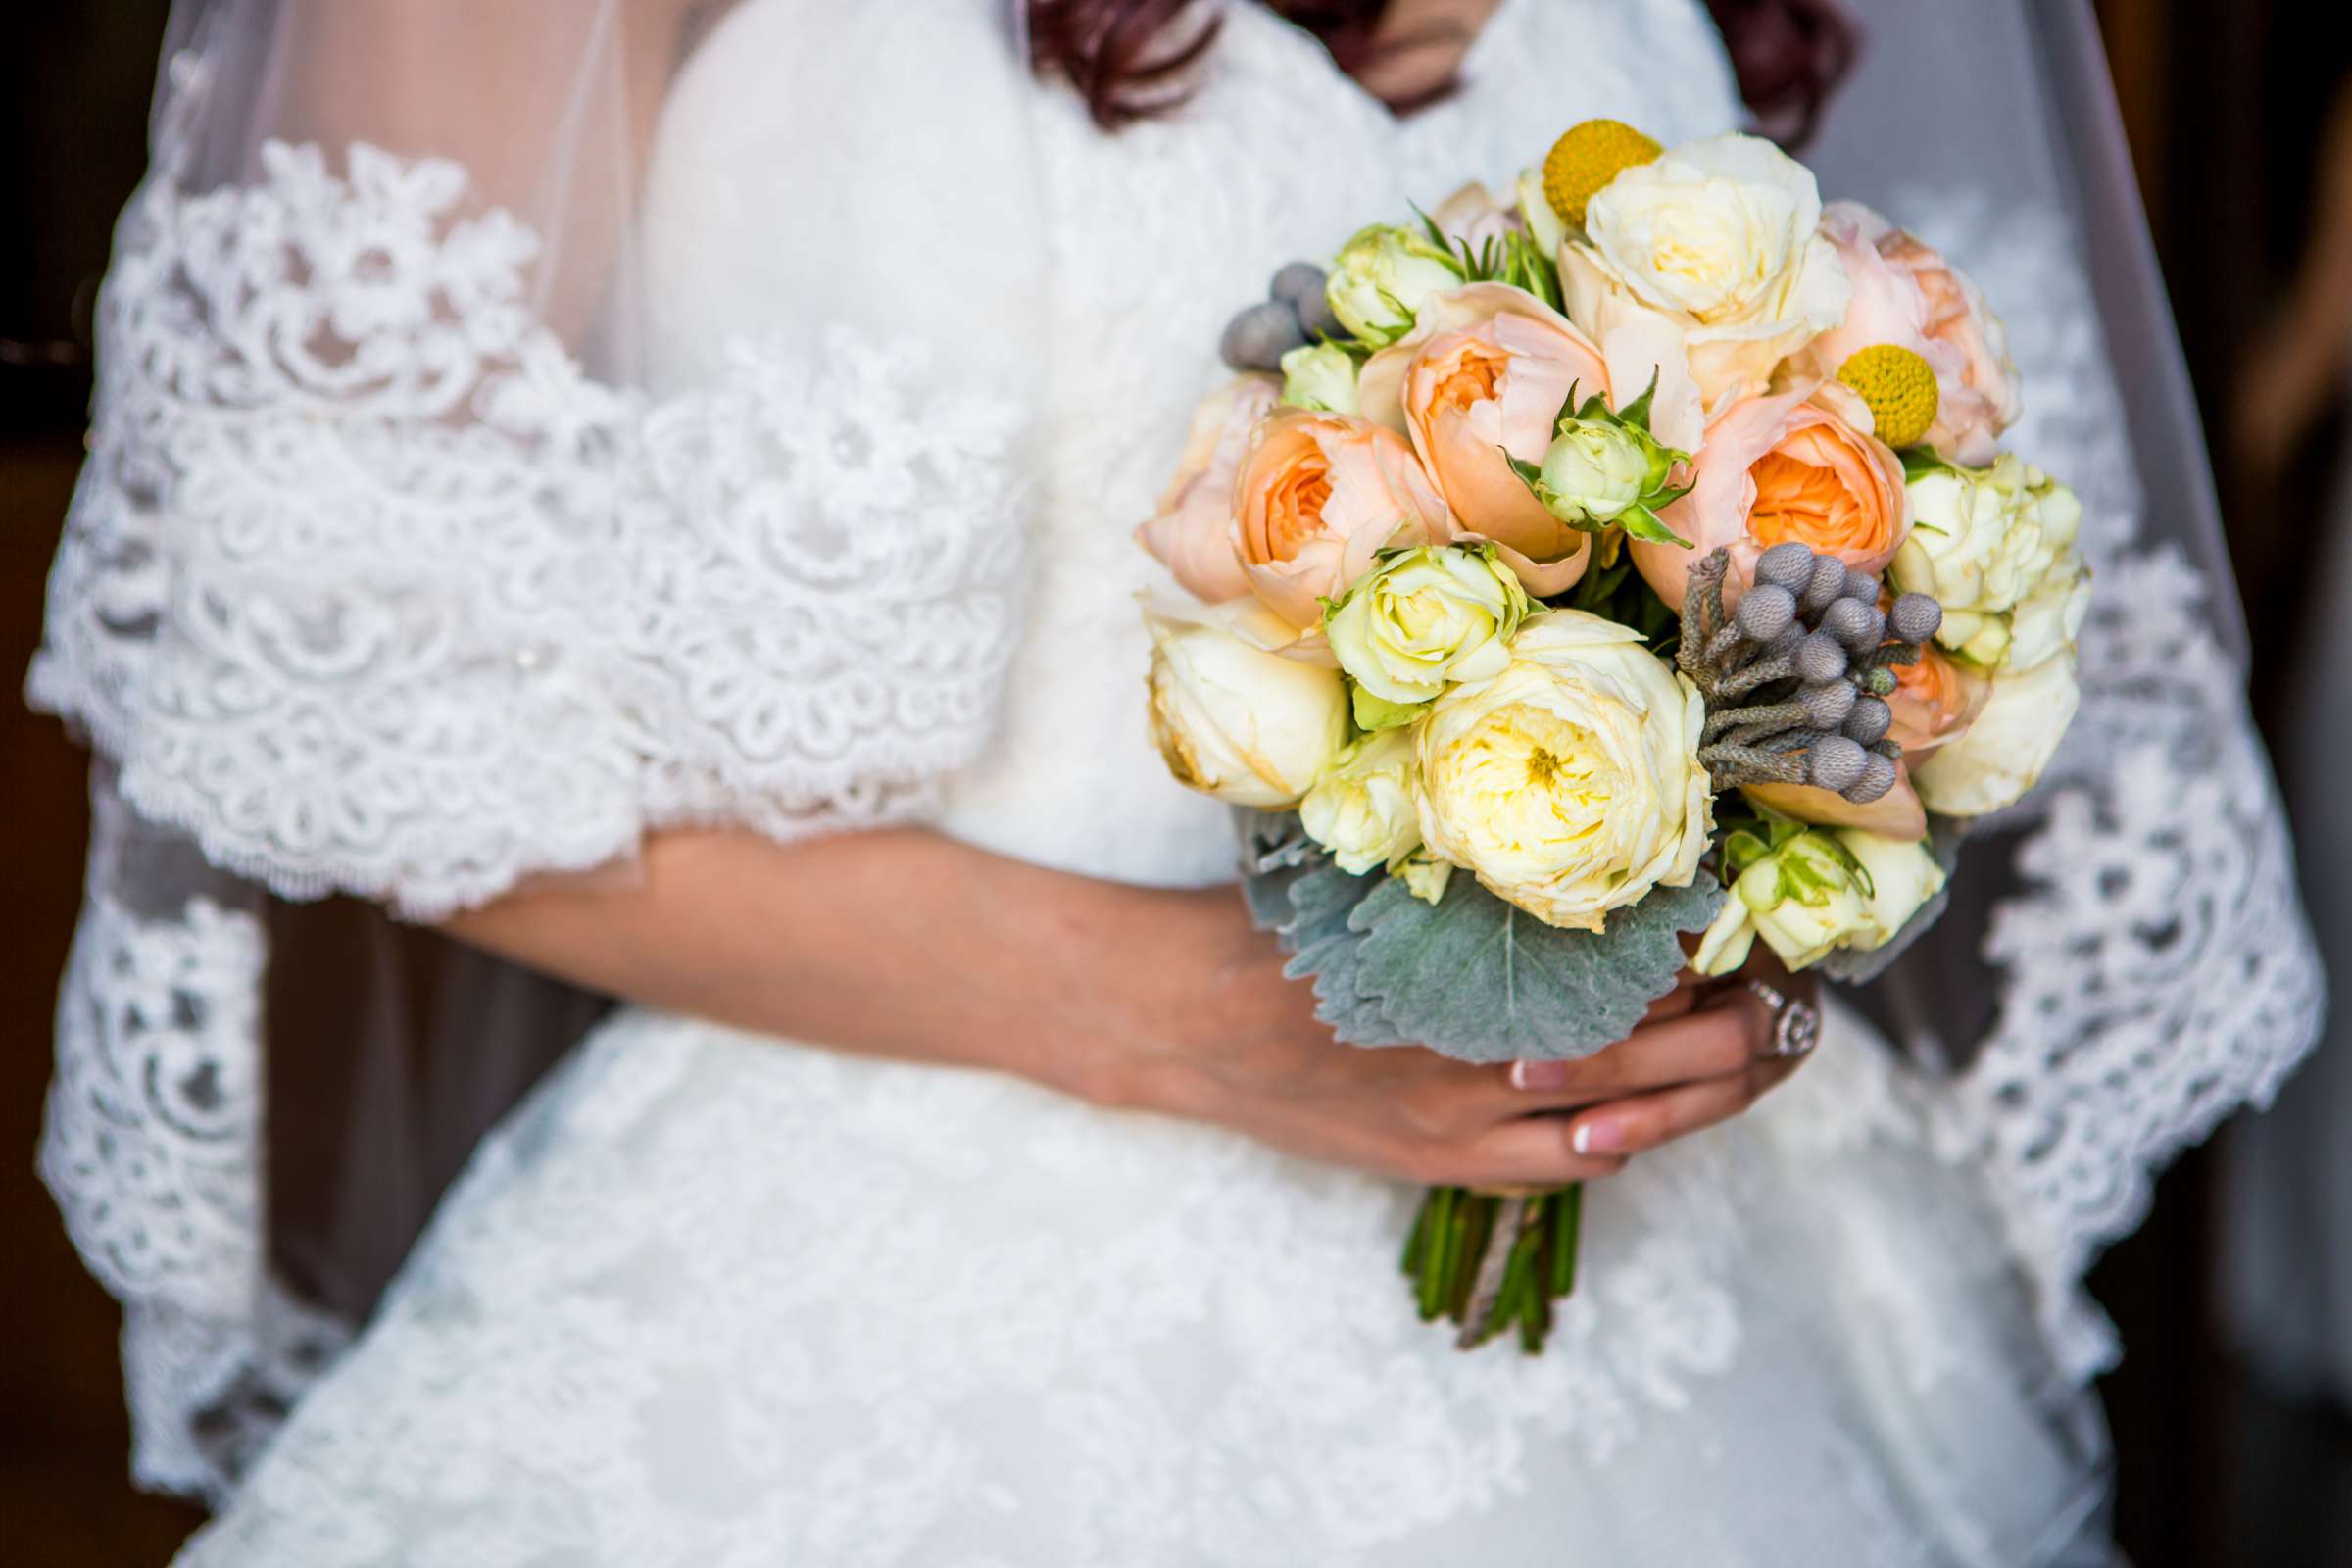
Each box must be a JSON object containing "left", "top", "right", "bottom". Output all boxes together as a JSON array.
[
  {"left": 26, "top": 0, "right": 1049, "bottom": 1498},
  {"left": 28, "top": 0, "right": 1048, "bottom": 920}
]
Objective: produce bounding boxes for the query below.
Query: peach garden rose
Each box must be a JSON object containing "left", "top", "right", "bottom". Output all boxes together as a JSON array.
[
  {"left": 1632, "top": 380, "right": 1908, "bottom": 611},
  {"left": 1359, "top": 284, "right": 1651, "bottom": 596},
  {"left": 1797, "top": 201, "right": 2021, "bottom": 466},
  {"left": 1135, "top": 375, "right": 1279, "bottom": 605},
  {"left": 1228, "top": 409, "right": 1448, "bottom": 629}
]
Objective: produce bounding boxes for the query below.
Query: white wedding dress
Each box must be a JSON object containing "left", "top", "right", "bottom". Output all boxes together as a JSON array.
[{"left": 27, "top": 1, "right": 2321, "bottom": 1565}]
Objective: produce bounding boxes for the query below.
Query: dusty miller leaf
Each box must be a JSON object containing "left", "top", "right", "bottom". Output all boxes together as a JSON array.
[{"left": 1346, "top": 872, "right": 1724, "bottom": 1064}]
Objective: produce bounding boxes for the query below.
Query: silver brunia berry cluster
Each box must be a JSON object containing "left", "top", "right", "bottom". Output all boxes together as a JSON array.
[{"left": 1676, "top": 541, "right": 1943, "bottom": 804}]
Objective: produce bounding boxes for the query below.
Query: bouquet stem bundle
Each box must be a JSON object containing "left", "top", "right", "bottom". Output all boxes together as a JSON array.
[{"left": 1403, "top": 1184, "right": 1583, "bottom": 1351}]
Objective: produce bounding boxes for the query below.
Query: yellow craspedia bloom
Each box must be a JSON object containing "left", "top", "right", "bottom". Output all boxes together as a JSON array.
[
  {"left": 1837, "top": 344, "right": 1940, "bottom": 449},
  {"left": 1542, "top": 120, "right": 1663, "bottom": 229}
]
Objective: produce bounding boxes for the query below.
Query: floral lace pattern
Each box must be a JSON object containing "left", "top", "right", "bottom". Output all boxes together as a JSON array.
[
  {"left": 28, "top": 138, "right": 1028, "bottom": 922},
  {"left": 1886, "top": 195, "right": 2328, "bottom": 1380}
]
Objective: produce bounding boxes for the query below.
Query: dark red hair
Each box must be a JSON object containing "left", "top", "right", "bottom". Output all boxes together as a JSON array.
[{"left": 1026, "top": 0, "right": 1858, "bottom": 147}]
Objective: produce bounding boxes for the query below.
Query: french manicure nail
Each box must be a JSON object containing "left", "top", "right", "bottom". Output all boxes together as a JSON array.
[
  {"left": 1574, "top": 1118, "right": 1622, "bottom": 1155},
  {"left": 1511, "top": 1059, "right": 1573, "bottom": 1091}
]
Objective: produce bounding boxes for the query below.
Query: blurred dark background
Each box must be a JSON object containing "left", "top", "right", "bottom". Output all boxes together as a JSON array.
[{"left": 2, "top": 3, "right": 2346, "bottom": 1562}]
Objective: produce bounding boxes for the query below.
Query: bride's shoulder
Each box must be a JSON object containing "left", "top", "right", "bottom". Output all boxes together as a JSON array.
[
  {"left": 669, "top": 0, "right": 1027, "bottom": 122},
  {"left": 643, "top": 0, "right": 1043, "bottom": 376}
]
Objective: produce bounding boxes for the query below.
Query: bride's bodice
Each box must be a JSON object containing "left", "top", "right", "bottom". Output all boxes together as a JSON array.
[{"left": 641, "top": 0, "right": 1742, "bottom": 886}]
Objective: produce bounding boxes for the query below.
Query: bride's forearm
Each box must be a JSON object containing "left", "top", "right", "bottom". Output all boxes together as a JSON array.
[{"left": 441, "top": 827, "right": 1227, "bottom": 1102}]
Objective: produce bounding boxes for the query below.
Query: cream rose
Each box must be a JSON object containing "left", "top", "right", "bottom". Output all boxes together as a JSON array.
[
  {"left": 1634, "top": 381, "right": 1908, "bottom": 611},
  {"left": 1693, "top": 827, "right": 1872, "bottom": 975},
  {"left": 1798, "top": 202, "right": 2021, "bottom": 466},
  {"left": 1146, "top": 612, "right": 1348, "bottom": 807},
  {"left": 1230, "top": 410, "right": 1449, "bottom": 629},
  {"left": 1300, "top": 728, "right": 1424, "bottom": 875},
  {"left": 1892, "top": 457, "right": 2089, "bottom": 672},
  {"left": 1135, "top": 376, "right": 1279, "bottom": 605},
  {"left": 1326, "top": 545, "right": 1530, "bottom": 711},
  {"left": 1838, "top": 828, "right": 1948, "bottom": 950},
  {"left": 1415, "top": 612, "right": 1711, "bottom": 932},
  {"left": 1910, "top": 651, "right": 2081, "bottom": 817},
  {"left": 1560, "top": 133, "right": 1851, "bottom": 405}
]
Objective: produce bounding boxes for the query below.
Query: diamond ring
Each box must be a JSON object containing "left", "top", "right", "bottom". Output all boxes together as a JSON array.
[{"left": 1742, "top": 978, "right": 1821, "bottom": 1060}]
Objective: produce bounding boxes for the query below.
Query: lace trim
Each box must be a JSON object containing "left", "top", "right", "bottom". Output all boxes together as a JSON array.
[
  {"left": 1890, "top": 193, "right": 2328, "bottom": 1380},
  {"left": 41, "top": 870, "right": 352, "bottom": 1499},
  {"left": 26, "top": 140, "right": 1029, "bottom": 920},
  {"left": 1941, "top": 552, "right": 2326, "bottom": 1379}
]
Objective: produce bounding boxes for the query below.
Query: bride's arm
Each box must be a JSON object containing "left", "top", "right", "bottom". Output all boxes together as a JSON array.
[{"left": 445, "top": 826, "right": 1788, "bottom": 1188}]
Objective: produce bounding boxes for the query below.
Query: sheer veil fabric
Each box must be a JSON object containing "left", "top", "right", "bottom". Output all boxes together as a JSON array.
[{"left": 24, "top": 0, "right": 2322, "bottom": 1524}]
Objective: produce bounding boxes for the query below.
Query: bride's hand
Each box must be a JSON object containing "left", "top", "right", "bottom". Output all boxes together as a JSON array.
[
  {"left": 1522, "top": 949, "right": 1815, "bottom": 1161},
  {"left": 1096, "top": 891, "right": 1771, "bottom": 1190}
]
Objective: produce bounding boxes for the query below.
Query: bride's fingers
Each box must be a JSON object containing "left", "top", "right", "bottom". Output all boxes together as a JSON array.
[
  {"left": 1560, "top": 1058, "right": 1796, "bottom": 1157},
  {"left": 1446, "top": 1116, "right": 1630, "bottom": 1190},
  {"left": 1642, "top": 982, "right": 1702, "bottom": 1024},
  {"left": 1492, "top": 1003, "right": 1756, "bottom": 1109}
]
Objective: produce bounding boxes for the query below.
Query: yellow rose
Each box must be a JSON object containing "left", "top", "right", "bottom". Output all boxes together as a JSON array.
[
  {"left": 1415, "top": 612, "right": 1711, "bottom": 932},
  {"left": 1300, "top": 728, "right": 1423, "bottom": 874},
  {"left": 1146, "top": 612, "right": 1348, "bottom": 808},
  {"left": 1560, "top": 133, "right": 1851, "bottom": 405}
]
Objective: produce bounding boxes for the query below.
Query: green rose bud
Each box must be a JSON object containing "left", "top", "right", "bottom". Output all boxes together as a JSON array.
[
  {"left": 1278, "top": 342, "right": 1361, "bottom": 415},
  {"left": 1506, "top": 378, "right": 1693, "bottom": 547},
  {"left": 1326, "top": 224, "right": 1463, "bottom": 347},
  {"left": 1536, "top": 419, "right": 1653, "bottom": 524}
]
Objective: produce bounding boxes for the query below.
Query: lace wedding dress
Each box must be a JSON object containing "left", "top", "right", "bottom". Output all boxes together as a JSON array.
[{"left": 27, "top": 1, "right": 2319, "bottom": 1564}]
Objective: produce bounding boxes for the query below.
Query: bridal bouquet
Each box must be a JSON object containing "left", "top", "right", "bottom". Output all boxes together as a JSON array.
[{"left": 1137, "top": 122, "right": 2090, "bottom": 1351}]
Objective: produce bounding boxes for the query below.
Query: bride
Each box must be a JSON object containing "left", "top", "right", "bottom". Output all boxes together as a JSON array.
[{"left": 28, "top": 0, "right": 2322, "bottom": 1562}]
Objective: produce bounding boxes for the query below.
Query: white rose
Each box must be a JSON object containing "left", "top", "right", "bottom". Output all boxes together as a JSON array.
[
  {"left": 1416, "top": 612, "right": 1712, "bottom": 932},
  {"left": 1559, "top": 133, "right": 1851, "bottom": 404},
  {"left": 1279, "top": 342, "right": 1361, "bottom": 415},
  {"left": 1834, "top": 829, "right": 1947, "bottom": 952},
  {"left": 1326, "top": 546, "right": 1531, "bottom": 710},
  {"left": 1911, "top": 651, "right": 2081, "bottom": 816},
  {"left": 1146, "top": 612, "right": 1348, "bottom": 808},
  {"left": 1693, "top": 828, "right": 1872, "bottom": 975},
  {"left": 1300, "top": 728, "right": 1423, "bottom": 874},
  {"left": 1893, "top": 457, "right": 2089, "bottom": 671},
  {"left": 1327, "top": 224, "right": 1463, "bottom": 347}
]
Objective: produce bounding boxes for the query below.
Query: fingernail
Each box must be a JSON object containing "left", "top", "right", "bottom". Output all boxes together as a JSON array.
[
  {"left": 1574, "top": 1118, "right": 1623, "bottom": 1155},
  {"left": 1511, "top": 1059, "right": 1573, "bottom": 1091}
]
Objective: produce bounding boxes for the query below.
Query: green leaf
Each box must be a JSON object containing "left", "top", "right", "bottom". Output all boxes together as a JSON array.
[
  {"left": 1616, "top": 368, "right": 1662, "bottom": 434},
  {"left": 1615, "top": 504, "right": 1692, "bottom": 549},
  {"left": 1345, "top": 872, "right": 1725, "bottom": 1063},
  {"left": 1351, "top": 686, "right": 1425, "bottom": 732},
  {"left": 1899, "top": 445, "right": 1957, "bottom": 484},
  {"left": 1504, "top": 450, "right": 1547, "bottom": 497}
]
